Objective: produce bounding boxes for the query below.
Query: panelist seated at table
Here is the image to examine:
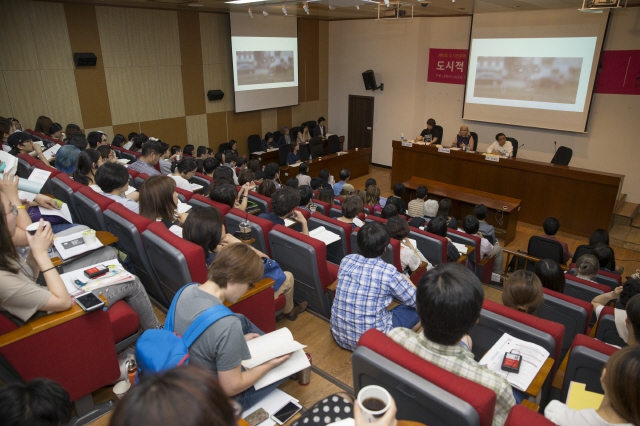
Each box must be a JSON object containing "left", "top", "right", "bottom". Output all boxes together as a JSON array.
[
  {"left": 261, "top": 132, "right": 275, "bottom": 151},
  {"left": 451, "top": 125, "right": 475, "bottom": 150},
  {"left": 313, "top": 116, "right": 327, "bottom": 139},
  {"left": 486, "top": 133, "right": 514, "bottom": 157},
  {"left": 286, "top": 142, "right": 301, "bottom": 165},
  {"left": 415, "top": 118, "right": 442, "bottom": 145}
]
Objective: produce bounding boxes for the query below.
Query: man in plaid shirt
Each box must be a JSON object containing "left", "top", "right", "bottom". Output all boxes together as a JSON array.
[
  {"left": 330, "top": 222, "right": 420, "bottom": 351},
  {"left": 388, "top": 263, "right": 515, "bottom": 426}
]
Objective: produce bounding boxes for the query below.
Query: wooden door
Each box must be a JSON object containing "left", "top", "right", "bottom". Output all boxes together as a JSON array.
[{"left": 347, "top": 95, "right": 374, "bottom": 150}]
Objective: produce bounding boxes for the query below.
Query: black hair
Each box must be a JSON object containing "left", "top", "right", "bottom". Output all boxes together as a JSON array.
[
  {"left": 534, "top": 259, "right": 566, "bottom": 293},
  {"left": 385, "top": 196, "right": 403, "bottom": 212},
  {"left": 341, "top": 195, "right": 363, "bottom": 219},
  {"left": 183, "top": 207, "right": 224, "bottom": 255},
  {"left": 620, "top": 280, "right": 640, "bottom": 307},
  {"left": 393, "top": 183, "right": 405, "bottom": 197},
  {"left": 238, "top": 169, "right": 255, "bottom": 186},
  {"left": 140, "top": 140, "right": 165, "bottom": 157},
  {"left": 196, "top": 146, "right": 208, "bottom": 157},
  {"left": 68, "top": 132, "right": 88, "bottom": 150},
  {"left": 381, "top": 204, "right": 398, "bottom": 219},
  {"left": 171, "top": 158, "right": 198, "bottom": 175},
  {"left": 386, "top": 216, "right": 410, "bottom": 240},
  {"left": 495, "top": 133, "right": 506, "bottom": 140},
  {"left": 357, "top": 222, "right": 390, "bottom": 259},
  {"left": 183, "top": 144, "right": 195, "bottom": 156},
  {"left": 0, "top": 378, "right": 72, "bottom": 426},
  {"left": 462, "top": 215, "right": 479, "bottom": 234},
  {"left": 426, "top": 216, "right": 447, "bottom": 237},
  {"left": 87, "top": 131, "right": 104, "bottom": 148},
  {"left": 228, "top": 140, "right": 237, "bottom": 150},
  {"left": 264, "top": 132, "right": 273, "bottom": 140},
  {"left": 589, "top": 229, "right": 610, "bottom": 246},
  {"left": 317, "top": 117, "right": 326, "bottom": 123},
  {"left": 248, "top": 159, "right": 260, "bottom": 173},
  {"left": 309, "top": 177, "right": 321, "bottom": 190},
  {"left": 72, "top": 149, "right": 100, "bottom": 186},
  {"left": 212, "top": 166, "right": 234, "bottom": 188},
  {"left": 543, "top": 217, "right": 560, "bottom": 236},
  {"left": 318, "top": 169, "right": 330, "bottom": 185},
  {"left": 426, "top": 118, "right": 436, "bottom": 126},
  {"left": 264, "top": 162, "right": 280, "bottom": 180},
  {"left": 195, "top": 159, "right": 204, "bottom": 174},
  {"left": 416, "top": 185, "right": 428, "bottom": 199},
  {"left": 226, "top": 153, "right": 238, "bottom": 164},
  {"left": 339, "top": 169, "right": 350, "bottom": 181},
  {"left": 214, "top": 152, "right": 225, "bottom": 163},
  {"left": 95, "top": 162, "right": 130, "bottom": 193},
  {"left": 209, "top": 184, "right": 237, "bottom": 209},
  {"left": 417, "top": 263, "right": 484, "bottom": 345},
  {"left": 298, "top": 185, "right": 313, "bottom": 206},
  {"left": 437, "top": 198, "right": 452, "bottom": 219},
  {"left": 364, "top": 178, "right": 377, "bottom": 189},
  {"left": 48, "top": 122, "right": 62, "bottom": 136},
  {"left": 132, "top": 133, "right": 149, "bottom": 151},
  {"left": 271, "top": 187, "right": 300, "bottom": 217},
  {"left": 626, "top": 294, "right": 640, "bottom": 342},
  {"left": 96, "top": 144, "right": 113, "bottom": 161},
  {"left": 474, "top": 204, "right": 488, "bottom": 221},
  {"left": 203, "top": 157, "right": 219, "bottom": 175},
  {"left": 299, "top": 162, "right": 309, "bottom": 175},
  {"left": 111, "top": 134, "right": 126, "bottom": 147},
  {"left": 170, "top": 145, "right": 182, "bottom": 155},
  {"left": 286, "top": 178, "right": 299, "bottom": 189},
  {"left": 591, "top": 243, "right": 615, "bottom": 269},
  {"left": 127, "top": 132, "right": 138, "bottom": 141},
  {"left": 236, "top": 156, "right": 246, "bottom": 167}
]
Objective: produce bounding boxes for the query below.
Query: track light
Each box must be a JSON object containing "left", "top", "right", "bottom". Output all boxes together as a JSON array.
[
  {"left": 355, "top": 4, "right": 359, "bottom": 9},
  {"left": 329, "top": 4, "right": 336, "bottom": 9},
  {"left": 282, "top": 4, "right": 287, "bottom": 15},
  {"left": 303, "top": 2, "right": 309, "bottom": 13},
  {"left": 248, "top": 7, "right": 253, "bottom": 18},
  {"left": 384, "top": 0, "right": 389, "bottom": 6}
]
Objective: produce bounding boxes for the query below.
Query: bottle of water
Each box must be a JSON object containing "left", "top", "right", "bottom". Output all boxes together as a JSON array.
[{"left": 401, "top": 133, "right": 405, "bottom": 142}]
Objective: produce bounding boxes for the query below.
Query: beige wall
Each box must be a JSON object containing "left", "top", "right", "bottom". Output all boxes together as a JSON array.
[
  {"left": 0, "top": 0, "right": 328, "bottom": 157},
  {"left": 328, "top": 10, "right": 640, "bottom": 203}
]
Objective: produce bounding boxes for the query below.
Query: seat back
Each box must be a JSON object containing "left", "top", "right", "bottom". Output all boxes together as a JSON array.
[
  {"left": 350, "top": 228, "right": 402, "bottom": 272},
  {"left": 505, "top": 405, "right": 555, "bottom": 426},
  {"left": 187, "top": 194, "right": 231, "bottom": 217},
  {"left": 329, "top": 207, "right": 342, "bottom": 219},
  {"left": 247, "top": 134, "right": 261, "bottom": 153},
  {"left": 561, "top": 346, "right": 609, "bottom": 401},
  {"left": 224, "top": 210, "right": 266, "bottom": 254},
  {"left": 470, "top": 132, "right": 479, "bottom": 151},
  {"left": 506, "top": 137, "right": 518, "bottom": 158},
  {"left": 134, "top": 173, "right": 149, "bottom": 190},
  {"left": 539, "top": 288, "right": 589, "bottom": 360},
  {"left": 120, "top": 150, "right": 138, "bottom": 163},
  {"left": 564, "top": 275, "right": 607, "bottom": 303},
  {"left": 551, "top": 146, "right": 573, "bottom": 166},
  {"left": 299, "top": 144, "right": 310, "bottom": 162},
  {"left": 433, "top": 125, "right": 444, "bottom": 143},
  {"left": 308, "top": 214, "right": 352, "bottom": 264},
  {"left": 268, "top": 225, "right": 335, "bottom": 318},
  {"left": 189, "top": 174, "right": 211, "bottom": 195},
  {"left": 248, "top": 193, "right": 271, "bottom": 214},
  {"left": 104, "top": 204, "right": 170, "bottom": 307},
  {"left": 447, "top": 229, "right": 479, "bottom": 270},
  {"left": 218, "top": 142, "right": 230, "bottom": 153},
  {"left": 32, "top": 162, "right": 61, "bottom": 196},
  {"left": 175, "top": 187, "right": 193, "bottom": 203},
  {"left": 571, "top": 244, "right": 591, "bottom": 265},
  {"left": 17, "top": 156, "right": 34, "bottom": 179},
  {"left": 593, "top": 270, "right": 621, "bottom": 291},
  {"left": 327, "top": 135, "right": 341, "bottom": 154},
  {"left": 290, "top": 126, "right": 300, "bottom": 140},
  {"left": 51, "top": 174, "right": 83, "bottom": 221},
  {"left": 355, "top": 329, "right": 496, "bottom": 426},
  {"left": 305, "top": 120, "right": 317, "bottom": 134},
  {"left": 594, "top": 312, "right": 626, "bottom": 347},
  {"left": 142, "top": 222, "right": 207, "bottom": 302},
  {"left": 310, "top": 137, "right": 324, "bottom": 157},
  {"left": 311, "top": 198, "right": 331, "bottom": 216},
  {"left": 528, "top": 236, "right": 564, "bottom": 265},
  {"left": 409, "top": 227, "right": 447, "bottom": 265},
  {"left": 74, "top": 187, "right": 114, "bottom": 230},
  {"left": 279, "top": 146, "right": 289, "bottom": 166}
]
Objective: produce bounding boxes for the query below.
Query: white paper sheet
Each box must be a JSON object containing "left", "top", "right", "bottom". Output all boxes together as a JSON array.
[
  {"left": 243, "top": 389, "right": 299, "bottom": 425},
  {"left": 39, "top": 203, "right": 73, "bottom": 224},
  {"left": 453, "top": 242, "right": 468, "bottom": 254},
  {"left": 176, "top": 202, "right": 191, "bottom": 213},
  {"left": 309, "top": 226, "right": 341, "bottom": 245},
  {"left": 42, "top": 144, "right": 61, "bottom": 161},
  {"left": 60, "top": 259, "right": 131, "bottom": 296},
  {"left": 190, "top": 183, "right": 203, "bottom": 191},
  {"left": 242, "top": 328, "right": 306, "bottom": 369},
  {"left": 53, "top": 231, "right": 103, "bottom": 260}
]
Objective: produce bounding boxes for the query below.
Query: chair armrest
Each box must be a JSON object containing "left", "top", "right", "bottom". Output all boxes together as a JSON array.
[
  {"left": 225, "top": 278, "right": 275, "bottom": 307},
  {"left": 479, "top": 253, "right": 496, "bottom": 266},
  {"left": 0, "top": 304, "right": 85, "bottom": 348},
  {"left": 552, "top": 349, "right": 571, "bottom": 389},
  {"left": 327, "top": 279, "right": 338, "bottom": 292},
  {"left": 457, "top": 254, "right": 468, "bottom": 264},
  {"left": 521, "top": 400, "right": 540, "bottom": 412}
]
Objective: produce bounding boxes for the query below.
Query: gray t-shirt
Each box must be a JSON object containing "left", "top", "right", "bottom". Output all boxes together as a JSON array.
[{"left": 173, "top": 285, "right": 251, "bottom": 373}]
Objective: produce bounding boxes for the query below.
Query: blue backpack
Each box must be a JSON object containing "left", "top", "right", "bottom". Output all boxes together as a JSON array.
[{"left": 135, "top": 283, "right": 234, "bottom": 376}]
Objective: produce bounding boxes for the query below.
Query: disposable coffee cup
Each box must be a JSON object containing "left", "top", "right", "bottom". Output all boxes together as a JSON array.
[
  {"left": 26, "top": 222, "right": 45, "bottom": 235},
  {"left": 113, "top": 380, "right": 131, "bottom": 399},
  {"left": 357, "top": 385, "right": 391, "bottom": 422},
  {"left": 82, "top": 229, "right": 97, "bottom": 245}
]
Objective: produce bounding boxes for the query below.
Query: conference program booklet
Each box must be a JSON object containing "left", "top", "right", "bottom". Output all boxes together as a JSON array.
[
  {"left": 309, "top": 226, "right": 341, "bottom": 245},
  {"left": 53, "top": 230, "right": 103, "bottom": 260},
  {"left": 60, "top": 259, "right": 134, "bottom": 296}
]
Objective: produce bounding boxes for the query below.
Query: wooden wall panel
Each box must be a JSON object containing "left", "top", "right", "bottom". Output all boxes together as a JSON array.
[
  {"left": 200, "top": 13, "right": 231, "bottom": 66},
  {"left": 186, "top": 114, "right": 209, "bottom": 147},
  {"left": 154, "top": 10, "right": 181, "bottom": 67},
  {"left": 104, "top": 67, "right": 138, "bottom": 125},
  {"left": 0, "top": 75, "right": 13, "bottom": 117},
  {"left": 3, "top": 71, "right": 48, "bottom": 131},
  {"left": 319, "top": 21, "right": 329, "bottom": 101},
  {"left": 277, "top": 107, "right": 292, "bottom": 130},
  {"left": 227, "top": 110, "right": 262, "bottom": 157},
  {"left": 203, "top": 63, "right": 234, "bottom": 113},
  {"left": 261, "top": 109, "right": 278, "bottom": 137},
  {"left": 113, "top": 123, "right": 141, "bottom": 139},
  {"left": 158, "top": 66, "right": 186, "bottom": 119},
  {"left": 134, "top": 67, "right": 163, "bottom": 123},
  {"left": 41, "top": 70, "right": 83, "bottom": 129},
  {"left": 161, "top": 116, "right": 189, "bottom": 147},
  {"left": 65, "top": 3, "right": 112, "bottom": 129},
  {"left": 0, "top": 0, "right": 38, "bottom": 71},
  {"left": 303, "top": 20, "right": 320, "bottom": 102},
  {"left": 96, "top": 6, "right": 131, "bottom": 68},
  {"left": 139, "top": 119, "right": 165, "bottom": 140},
  {"left": 292, "top": 100, "right": 324, "bottom": 128},
  {"left": 178, "top": 12, "right": 206, "bottom": 117},
  {"left": 28, "top": 2, "right": 74, "bottom": 71},
  {"left": 207, "top": 112, "right": 228, "bottom": 149},
  {"left": 126, "top": 8, "right": 160, "bottom": 67}
]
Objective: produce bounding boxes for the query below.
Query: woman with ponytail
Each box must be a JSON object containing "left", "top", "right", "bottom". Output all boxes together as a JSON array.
[{"left": 502, "top": 270, "right": 544, "bottom": 316}]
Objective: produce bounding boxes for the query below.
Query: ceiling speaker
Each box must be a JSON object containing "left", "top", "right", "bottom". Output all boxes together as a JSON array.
[{"left": 73, "top": 53, "right": 97, "bottom": 67}]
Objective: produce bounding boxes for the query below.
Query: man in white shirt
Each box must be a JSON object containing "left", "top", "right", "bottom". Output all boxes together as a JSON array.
[
  {"left": 486, "top": 133, "right": 513, "bottom": 157},
  {"left": 462, "top": 215, "right": 504, "bottom": 275},
  {"left": 592, "top": 280, "right": 640, "bottom": 344}
]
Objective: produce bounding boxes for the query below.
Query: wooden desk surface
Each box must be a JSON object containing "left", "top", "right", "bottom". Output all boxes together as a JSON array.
[
  {"left": 51, "top": 231, "right": 118, "bottom": 267},
  {"left": 391, "top": 141, "right": 623, "bottom": 237},
  {"left": 279, "top": 148, "right": 371, "bottom": 185},
  {"left": 525, "top": 356, "right": 554, "bottom": 397}
]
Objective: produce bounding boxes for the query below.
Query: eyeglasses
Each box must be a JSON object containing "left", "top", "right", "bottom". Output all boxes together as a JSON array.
[{"left": 4, "top": 204, "right": 18, "bottom": 216}]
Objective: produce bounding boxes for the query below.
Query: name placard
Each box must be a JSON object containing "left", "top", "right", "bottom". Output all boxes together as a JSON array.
[
  {"left": 438, "top": 148, "right": 451, "bottom": 154},
  {"left": 401, "top": 141, "right": 413, "bottom": 147},
  {"left": 485, "top": 155, "right": 500, "bottom": 163}
]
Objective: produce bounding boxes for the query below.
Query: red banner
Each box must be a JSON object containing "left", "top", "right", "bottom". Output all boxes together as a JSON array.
[
  {"left": 594, "top": 50, "right": 640, "bottom": 95},
  {"left": 427, "top": 48, "right": 468, "bottom": 85}
]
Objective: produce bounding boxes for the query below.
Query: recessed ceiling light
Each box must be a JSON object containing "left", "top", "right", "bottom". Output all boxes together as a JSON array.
[{"left": 188, "top": 2, "right": 204, "bottom": 6}]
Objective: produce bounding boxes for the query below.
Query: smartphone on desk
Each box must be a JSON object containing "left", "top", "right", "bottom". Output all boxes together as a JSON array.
[
  {"left": 271, "top": 401, "right": 302, "bottom": 425},
  {"left": 75, "top": 292, "right": 105, "bottom": 312}
]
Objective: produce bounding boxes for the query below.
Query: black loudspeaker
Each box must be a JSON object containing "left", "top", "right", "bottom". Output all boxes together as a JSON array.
[
  {"left": 73, "top": 53, "right": 97, "bottom": 67},
  {"left": 207, "top": 90, "right": 224, "bottom": 101},
  {"left": 362, "top": 70, "right": 377, "bottom": 90}
]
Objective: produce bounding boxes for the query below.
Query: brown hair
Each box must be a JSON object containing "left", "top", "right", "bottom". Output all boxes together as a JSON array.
[
  {"left": 627, "top": 294, "right": 640, "bottom": 343},
  {"left": 139, "top": 175, "right": 177, "bottom": 222},
  {"left": 238, "top": 169, "right": 255, "bottom": 186},
  {"left": 0, "top": 195, "right": 20, "bottom": 273},
  {"left": 207, "top": 244, "right": 263, "bottom": 289},
  {"left": 109, "top": 365, "right": 236, "bottom": 426},
  {"left": 602, "top": 346, "right": 640, "bottom": 425},
  {"left": 502, "top": 270, "right": 544, "bottom": 316},
  {"left": 257, "top": 179, "right": 276, "bottom": 198},
  {"left": 341, "top": 195, "right": 364, "bottom": 219},
  {"left": 365, "top": 185, "right": 380, "bottom": 207},
  {"left": 34, "top": 115, "right": 52, "bottom": 134}
]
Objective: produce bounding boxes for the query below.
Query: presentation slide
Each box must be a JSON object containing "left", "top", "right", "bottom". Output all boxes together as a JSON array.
[
  {"left": 230, "top": 14, "right": 298, "bottom": 113},
  {"left": 462, "top": 10, "right": 608, "bottom": 133}
]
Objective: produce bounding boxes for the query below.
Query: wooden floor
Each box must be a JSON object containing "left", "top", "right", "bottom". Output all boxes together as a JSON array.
[{"left": 86, "top": 165, "right": 640, "bottom": 425}]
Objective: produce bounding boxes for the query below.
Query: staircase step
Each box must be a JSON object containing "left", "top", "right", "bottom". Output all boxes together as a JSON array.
[
  {"left": 616, "top": 193, "right": 627, "bottom": 213},
  {"left": 614, "top": 202, "right": 639, "bottom": 227},
  {"left": 632, "top": 212, "right": 640, "bottom": 228}
]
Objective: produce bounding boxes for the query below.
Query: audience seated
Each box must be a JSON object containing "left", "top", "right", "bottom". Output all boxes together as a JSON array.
[
  {"left": 67, "top": 132, "right": 88, "bottom": 151},
  {"left": 591, "top": 279, "right": 640, "bottom": 344},
  {"left": 298, "top": 185, "right": 313, "bottom": 211},
  {"left": 387, "top": 183, "right": 407, "bottom": 215},
  {"left": 129, "top": 134, "right": 148, "bottom": 154},
  {"left": 318, "top": 169, "right": 332, "bottom": 190},
  {"left": 317, "top": 187, "right": 334, "bottom": 204},
  {"left": 183, "top": 144, "right": 195, "bottom": 157},
  {"left": 257, "top": 179, "right": 276, "bottom": 198},
  {"left": 238, "top": 169, "right": 255, "bottom": 186},
  {"left": 264, "top": 162, "right": 281, "bottom": 188},
  {"left": 139, "top": 175, "right": 188, "bottom": 229},
  {"left": 386, "top": 216, "right": 429, "bottom": 274},
  {"left": 296, "top": 162, "right": 311, "bottom": 186},
  {"left": 437, "top": 198, "right": 457, "bottom": 230},
  {"left": 34, "top": 115, "right": 53, "bottom": 135},
  {"left": 388, "top": 263, "right": 515, "bottom": 425},
  {"left": 337, "top": 195, "right": 365, "bottom": 230},
  {"left": 544, "top": 345, "right": 640, "bottom": 426},
  {"left": 0, "top": 378, "right": 72, "bottom": 426},
  {"left": 261, "top": 132, "right": 275, "bottom": 151},
  {"left": 426, "top": 217, "right": 460, "bottom": 263},
  {"left": 286, "top": 177, "right": 299, "bottom": 189},
  {"left": 424, "top": 199, "right": 439, "bottom": 220},
  {"left": 380, "top": 204, "right": 398, "bottom": 219},
  {"left": 339, "top": 183, "right": 355, "bottom": 196},
  {"left": 502, "top": 270, "right": 544, "bottom": 316},
  {"left": 331, "top": 222, "right": 420, "bottom": 351},
  {"left": 540, "top": 217, "right": 572, "bottom": 264},
  {"left": 259, "top": 187, "right": 309, "bottom": 236},
  {"left": 574, "top": 229, "right": 622, "bottom": 274},
  {"left": 407, "top": 185, "right": 428, "bottom": 218},
  {"left": 474, "top": 204, "right": 497, "bottom": 245},
  {"left": 462, "top": 215, "right": 503, "bottom": 275},
  {"left": 8, "top": 132, "right": 51, "bottom": 167},
  {"left": 87, "top": 131, "right": 108, "bottom": 149},
  {"left": 95, "top": 163, "right": 139, "bottom": 213},
  {"left": 173, "top": 244, "right": 290, "bottom": 409},
  {"left": 127, "top": 140, "right": 165, "bottom": 177},
  {"left": 169, "top": 159, "right": 198, "bottom": 192},
  {"left": 365, "top": 185, "right": 382, "bottom": 214},
  {"left": 211, "top": 183, "right": 252, "bottom": 212},
  {"left": 211, "top": 166, "right": 235, "bottom": 189},
  {"left": 591, "top": 243, "right": 618, "bottom": 274},
  {"left": 534, "top": 258, "right": 566, "bottom": 292},
  {"left": 53, "top": 145, "right": 80, "bottom": 176},
  {"left": 333, "top": 169, "right": 350, "bottom": 196},
  {"left": 571, "top": 254, "right": 600, "bottom": 282},
  {"left": 72, "top": 149, "right": 102, "bottom": 187},
  {"left": 111, "top": 134, "right": 126, "bottom": 148},
  {"left": 626, "top": 294, "right": 640, "bottom": 346},
  {"left": 96, "top": 144, "right": 117, "bottom": 164}
]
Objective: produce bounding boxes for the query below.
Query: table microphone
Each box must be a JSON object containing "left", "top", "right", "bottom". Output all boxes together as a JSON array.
[{"left": 554, "top": 141, "right": 557, "bottom": 152}]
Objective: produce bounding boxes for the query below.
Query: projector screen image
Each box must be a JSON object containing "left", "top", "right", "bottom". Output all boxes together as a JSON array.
[
  {"left": 236, "top": 51, "right": 295, "bottom": 86},
  {"left": 473, "top": 56, "right": 584, "bottom": 105}
]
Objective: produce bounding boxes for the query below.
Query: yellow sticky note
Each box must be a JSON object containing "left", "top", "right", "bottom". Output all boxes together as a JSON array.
[{"left": 566, "top": 381, "right": 604, "bottom": 410}]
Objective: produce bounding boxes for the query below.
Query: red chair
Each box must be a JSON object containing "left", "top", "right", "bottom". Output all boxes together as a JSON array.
[
  {"left": 268, "top": 224, "right": 339, "bottom": 318},
  {"left": 175, "top": 187, "right": 193, "bottom": 202},
  {"left": 568, "top": 263, "right": 621, "bottom": 290},
  {"left": 74, "top": 186, "right": 114, "bottom": 230},
  {"left": 311, "top": 198, "right": 332, "bottom": 216},
  {"left": 593, "top": 306, "right": 625, "bottom": 346},
  {"left": 51, "top": 174, "right": 84, "bottom": 221},
  {"left": 564, "top": 274, "right": 610, "bottom": 304},
  {"left": 505, "top": 405, "right": 554, "bottom": 426},
  {"left": 187, "top": 193, "right": 231, "bottom": 216},
  {"left": 248, "top": 192, "right": 272, "bottom": 214},
  {"left": 134, "top": 172, "right": 149, "bottom": 190},
  {"left": 334, "top": 195, "right": 345, "bottom": 205},
  {"left": 448, "top": 228, "right": 496, "bottom": 284},
  {"left": 308, "top": 212, "right": 355, "bottom": 256},
  {"left": 355, "top": 329, "right": 497, "bottom": 426},
  {"left": 409, "top": 226, "right": 448, "bottom": 265}
]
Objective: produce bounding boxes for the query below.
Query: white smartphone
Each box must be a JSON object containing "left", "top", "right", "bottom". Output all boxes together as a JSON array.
[{"left": 271, "top": 400, "right": 302, "bottom": 425}]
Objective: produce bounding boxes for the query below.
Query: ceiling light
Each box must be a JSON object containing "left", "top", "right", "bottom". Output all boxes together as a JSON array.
[
  {"left": 356, "top": 4, "right": 359, "bottom": 9},
  {"left": 263, "top": 3, "right": 268, "bottom": 15},
  {"left": 303, "top": 2, "right": 309, "bottom": 13},
  {"left": 329, "top": 4, "right": 336, "bottom": 9},
  {"left": 384, "top": 0, "right": 389, "bottom": 6},
  {"left": 248, "top": 7, "right": 253, "bottom": 17},
  {"left": 282, "top": 4, "right": 287, "bottom": 15},
  {"left": 225, "top": 0, "right": 260, "bottom": 4}
]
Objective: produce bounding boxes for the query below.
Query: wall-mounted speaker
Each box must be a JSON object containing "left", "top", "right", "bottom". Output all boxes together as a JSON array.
[
  {"left": 207, "top": 90, "right": 224, "bottom": 101},
  {"left": 73, "top": 53, "right": 97, "bottom": 67},
  {"left": 362, "top": 70, "right": 383, "bottom": 91}
]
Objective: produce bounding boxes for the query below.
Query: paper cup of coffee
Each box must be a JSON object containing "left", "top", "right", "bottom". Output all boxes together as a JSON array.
[
  {"left": 357, "top": 385, "right": 391, "bottom": 422},
  {"left": 113, "top": 380, "right": 131, "bottom": 399},
  {"left": 26, "top": 222, "right": 42, "bottom": 235},
  {"left": 82, "top": 229, "right": 97, "bottom": 245}
]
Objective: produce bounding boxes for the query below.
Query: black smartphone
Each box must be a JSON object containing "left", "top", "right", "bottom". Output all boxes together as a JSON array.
[
  {"left": 75, "top": 293, "right": 105, "bottom": 312},
  {"left": 501, "top": 352, "right": 522, "bottom": 374}
]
